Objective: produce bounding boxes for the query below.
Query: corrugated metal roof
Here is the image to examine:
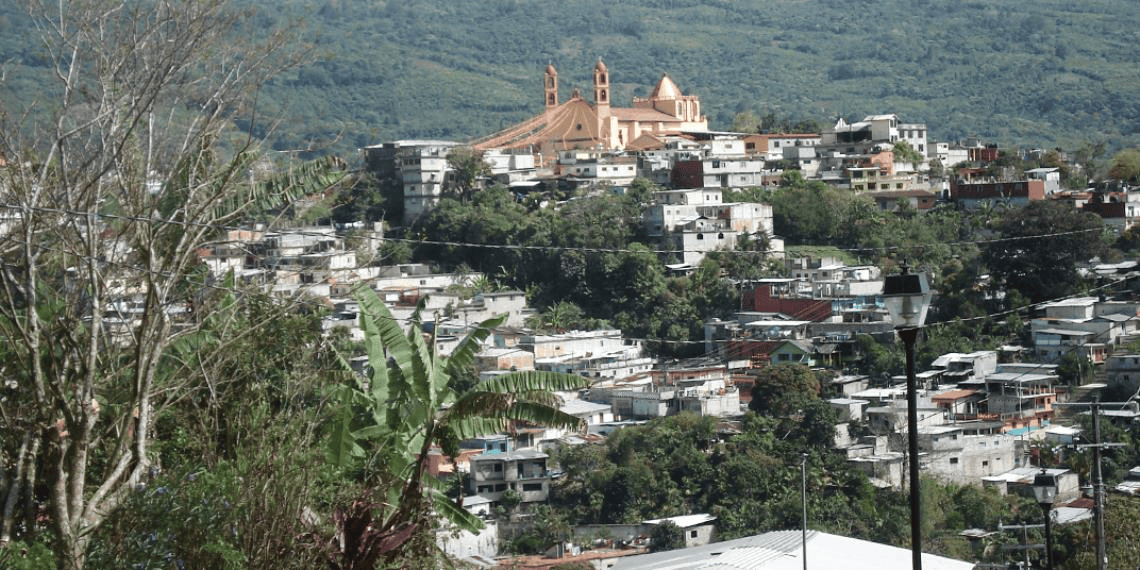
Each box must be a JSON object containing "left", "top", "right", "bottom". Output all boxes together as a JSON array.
[
  {"left": 607, "top": 530, "right": 974, "bottom": 570},
  {"left": 643, "top": 514, "right": 717, "bottom": 529}
]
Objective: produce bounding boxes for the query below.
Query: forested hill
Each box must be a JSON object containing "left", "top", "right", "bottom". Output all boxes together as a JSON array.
[{"left": 3, "top": 0, "right": 1140, "bottom": 157}]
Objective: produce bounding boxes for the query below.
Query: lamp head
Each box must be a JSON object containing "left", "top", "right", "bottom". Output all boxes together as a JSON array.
[
  {"left": 1033, "top": 468, "right": 1058, "bottom": 507},
  {"left": 882, "top": 267, "right": 932, "bottom": 330}
]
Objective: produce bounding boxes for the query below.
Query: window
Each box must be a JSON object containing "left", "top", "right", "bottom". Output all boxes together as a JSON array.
[
  {"left": 494, "top": 463, "right": 503, "bottom": 472},
  {"left": 690, "top": 530, "right": 699, "bottom": 539},
  {"left": 949, "top": 457, "right": 959, "bottom": 465},
  {"left": 522, "top": 483, "right": 543, "bottom": 492}
]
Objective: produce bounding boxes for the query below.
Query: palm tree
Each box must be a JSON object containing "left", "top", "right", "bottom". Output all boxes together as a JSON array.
[{"left": 326, "top": 284, "right": 589, "bottom": 568}]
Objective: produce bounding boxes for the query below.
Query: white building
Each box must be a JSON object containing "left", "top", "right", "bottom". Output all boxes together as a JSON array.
[
  {"left": 362, "top": 140, "right": 461, "bottom": 224},
  {"left": 820, "top": 114, "right": 928, "bottom": 159},
  {"left": 468, "top": 448, "right": 552, "bottom": 504},
  {"left": 920, "top": 425, "right": 1022, "bottom": 484},
  {"left": 564, "top": 155, "right": 638, "bottom": 189},
  {"left": 644, "top": 188, "right": 774, "bottom": 266}
]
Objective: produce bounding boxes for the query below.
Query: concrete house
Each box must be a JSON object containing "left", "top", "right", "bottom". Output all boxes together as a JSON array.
[
  {"left": 931, "top": 351, "right": 998, "bottom": 386},
  {"left": 743, "top": 133, "right": 822, "bottom": 162},
  {"left": 644, "top": 188, "right": 775, "bottom": 266},
  {"left": 983, "top": 467, "right": 1081, "bottom": 503},
  {"left": 362, "top": 140, "right": 461, "bottom": 224},
  {"left": 920, "top": 425, "right": 1022, "bottom": 484},
  {"left": 469, "top": 448, "right": 552, "bottom": 504},
  {"left": 1031, "top": 297, "right": 1140, "bottom": 363},
  {"left": 642, "top": 514, "right": 717, "bottom": 549},
  {"left": 983, "top": 366, "right": 1057, "bottom": 431},
  {"left": 474, "top": 348, "right": 535, "bottom": 375},
  {"left": 671, "top": 156, "right": 767, "bottom": 189},
  {"left": 1104, "top": 353, "right": 1140, "bottom": 399}
]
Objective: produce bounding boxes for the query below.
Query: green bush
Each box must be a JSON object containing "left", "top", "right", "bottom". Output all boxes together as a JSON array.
[{"left": 0, "top": 541, "right": 57, "bottom": 570}]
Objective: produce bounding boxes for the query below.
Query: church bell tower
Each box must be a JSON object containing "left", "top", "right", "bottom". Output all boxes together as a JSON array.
[
  {"left": 544, "top": 63, "right": 559, "bottom": 111},
  {"left": 593, "top": 58, "right": 610, "bottom": 112}
]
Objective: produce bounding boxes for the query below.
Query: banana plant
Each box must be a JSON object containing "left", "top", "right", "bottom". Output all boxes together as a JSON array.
[{"left": 326, "top": 284, "right": 589, "bottom": 568}]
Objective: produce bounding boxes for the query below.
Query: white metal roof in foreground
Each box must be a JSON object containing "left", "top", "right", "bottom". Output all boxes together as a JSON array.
[{"left": 603, "top": 530, "right": 974, "bottom": 570}]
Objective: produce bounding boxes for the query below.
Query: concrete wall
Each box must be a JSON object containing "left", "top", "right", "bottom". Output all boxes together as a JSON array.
[{"left": 437, "top": 522, "right": 499, "bottom": 561}]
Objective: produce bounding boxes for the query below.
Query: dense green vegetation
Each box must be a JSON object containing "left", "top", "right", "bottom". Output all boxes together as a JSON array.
[
  {"left": 546, "top": 409, "right": 1030, "bottom": 564},
  {"left": 5, "top": 1, "right": 1140, "bottom": 568},
  {"left": 406, "top": 183, "right": 740, "bottom": 356},
  {"left": 5, "top": 1, "right": 1140, "bottom": 157},
  {"left": 401, "top": 160, "right": 1125, "bottom": 357}
]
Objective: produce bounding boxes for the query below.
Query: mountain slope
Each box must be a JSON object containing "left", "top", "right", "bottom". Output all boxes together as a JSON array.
[{"left": 3, "top": 0, "right": 1139, "bottom": 157}]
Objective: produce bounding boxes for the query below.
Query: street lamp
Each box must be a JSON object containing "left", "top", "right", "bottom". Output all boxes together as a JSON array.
[
  {"left": 882, "top": 264, "right": 932, "bottom": 570},
  {"left": 1033, "top": 468, "right": 1057, "bottom": 570}
]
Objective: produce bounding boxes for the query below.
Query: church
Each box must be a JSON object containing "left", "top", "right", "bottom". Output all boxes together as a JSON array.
[{"left": 471, "top": 59, "right": 709, "bottom": 155}]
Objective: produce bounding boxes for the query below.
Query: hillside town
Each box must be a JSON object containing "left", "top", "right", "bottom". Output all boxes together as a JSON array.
[
  {"left": 6, "top": 47, "right": 1140, "bottom": 570},
  {"left": 169, "top": 61, "right": 1140, "bottom": 569}
]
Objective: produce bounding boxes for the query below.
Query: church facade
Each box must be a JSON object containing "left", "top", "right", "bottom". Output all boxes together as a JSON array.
[{"left": 471, "top": 59, "right": 708, "bottom": 155}]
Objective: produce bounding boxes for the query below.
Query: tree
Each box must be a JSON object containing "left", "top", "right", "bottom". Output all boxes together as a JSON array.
[
  {"left": 747, "top": 364, "right": 822, "bottom": 417},
  {"left": 768, "top": 173, "right": 854, "bottom": 244},
  {"left": 648, "top": 521, "right": 685, "bottom": 552},
  {"left": 731, "top": 110, "right": 761, "bottom": 133},
  {"left": 0, "top": 2, "right": 309, "bottom": 567},
  {"left": 445, "top": 147, "right": 491, "bottom": 203},
  {"left": 980, "top": 201, "right": 1107, "bottom": 304},
  {"left": 324, "top": 285, "right": 589, "bottom": 568},
  {"left": 1108, "top": 148, "right": 1140, "bottom": 183},
  {"left": 893, "top": 141, "right": 925, "bottom": 170}
]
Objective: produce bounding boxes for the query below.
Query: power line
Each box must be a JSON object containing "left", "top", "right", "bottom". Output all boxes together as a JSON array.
[
  {"left": 0, "top": 202, "right": 1107, "bottom": 259},
  {"left": 0, "top": 202, "right": 1128, "bottom": 340}
]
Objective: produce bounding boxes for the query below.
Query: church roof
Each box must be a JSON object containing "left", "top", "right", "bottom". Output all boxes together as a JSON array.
[
  {"left": 625, "top": 133, "right": 669, "bottom": 151},
  {"left": 545, "top": 63, "right": 557, "bottom": 75},
  {"left": 595, "top": 57, "right": 608, "bottom": 73},
  {"left": 471, "top": 97, "right": 601, "bottom": 152},
  {"left": 650, "top": 73, "right": 682, "bottom": 99},
  {"left": 611, "top": 107, "right": 683, "bottom": 122}
]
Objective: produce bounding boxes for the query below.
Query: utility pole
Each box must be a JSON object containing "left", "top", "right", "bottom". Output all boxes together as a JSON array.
[
  {"left": 996, "top": 521, "right": 1045, "bottom": 569},
  {"left": 1085, "top": 401, "right": 1108, "bottom": 570},
  {"left": 801, "top": 453, "right": 808, "bottom": 570},
  {"left": 1055, "top": 387, "right": 1128, "bottom": 570}
]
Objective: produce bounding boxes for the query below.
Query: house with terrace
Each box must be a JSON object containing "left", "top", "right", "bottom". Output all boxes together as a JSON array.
[
  {"left": 644, "top": 188, "right": 776, "bottom": 267},
  {"left": 1031, "top": 297, "right": 1140, "bottom": 363},
  {"left": 981, "top": 364, "right": 1058, "bottom": 432},
  {"left": 469, "top": 448, "right": 553, "bottom": 505}
]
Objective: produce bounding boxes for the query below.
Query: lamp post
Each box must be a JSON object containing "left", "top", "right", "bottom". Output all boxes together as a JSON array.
[
  {"left": 1033, "top": 468, "right": 1057, "bottom": 570},
  {"left": 882, "top": 264, "right": 932, "bottom": 570}
]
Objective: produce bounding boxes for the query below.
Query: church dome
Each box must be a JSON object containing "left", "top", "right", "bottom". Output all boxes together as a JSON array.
[
  {"left": 594, "top": 58, "right": 608, "bottom": 73},
  {"left": 650, "top": 73, "right": 682, "bottom": 100},
  {"left": 546, "top": 63, "right": 557, "bottom": 75}
]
